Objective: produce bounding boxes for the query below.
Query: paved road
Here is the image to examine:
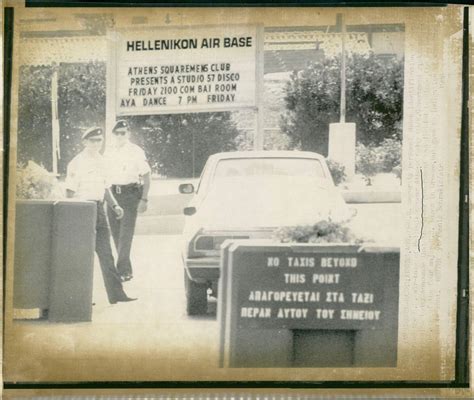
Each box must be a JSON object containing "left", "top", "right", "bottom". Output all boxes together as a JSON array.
[
  {"left": 134, "top": 178, "right": 403, "bottom": 245},
  {"left": 135, "top": 201, "right": 402, "bottom": 246},
  {"left": 6, "top": 193, "right": 402, "bottom": 382},
  {"left": 92, "top": 234, "right": 219, "bottom": 318},
  {"left": 6, "top": 234, "right": 224, "bottom": 382}
]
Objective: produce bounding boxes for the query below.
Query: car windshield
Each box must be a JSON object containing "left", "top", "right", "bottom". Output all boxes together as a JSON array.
[{"left": 213, "top": 158, "right": 326, "bottom": 180}]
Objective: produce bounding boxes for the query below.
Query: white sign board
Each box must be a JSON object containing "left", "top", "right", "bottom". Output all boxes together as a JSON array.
[{"left": 112, "top": 25, "right": 258, "bottom": 115}]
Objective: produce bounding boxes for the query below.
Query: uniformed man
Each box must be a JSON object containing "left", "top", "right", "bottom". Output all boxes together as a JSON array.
[
  {"left": 65, "top": 127, "right": 137, "bottom": 304},
  {"left": 105, "top": 120, "right": 151, "bottom": 282}
]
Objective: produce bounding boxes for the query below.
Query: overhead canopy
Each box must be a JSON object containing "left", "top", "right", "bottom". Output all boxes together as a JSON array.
[
  {"left": 19, "top": 37, "right": 106, "bottom": 66},
  {"left": 16, "top": 6, "right": 429, "bottom": 66}
]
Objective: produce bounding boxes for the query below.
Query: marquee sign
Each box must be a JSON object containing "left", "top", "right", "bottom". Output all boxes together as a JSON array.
[{"left": 111, "top": 25, "right": 259, "bottom": 116}]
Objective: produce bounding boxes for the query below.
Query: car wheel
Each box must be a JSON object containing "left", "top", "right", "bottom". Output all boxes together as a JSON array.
[{"left": 184, "top": 270, "right": 208, "bottom": 315}]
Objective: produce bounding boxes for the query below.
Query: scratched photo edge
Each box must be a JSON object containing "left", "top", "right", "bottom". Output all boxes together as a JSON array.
[{"left": 2, "top": 1, "right": 469, "bottom": 392}]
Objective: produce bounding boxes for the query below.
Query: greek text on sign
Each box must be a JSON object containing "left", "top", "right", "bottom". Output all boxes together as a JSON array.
[
  {"left": 113, "top": 25, "right": 258, "bottom": 115},
  {"left": 233, "top": 249, "right": 400, "bottom": 330}
]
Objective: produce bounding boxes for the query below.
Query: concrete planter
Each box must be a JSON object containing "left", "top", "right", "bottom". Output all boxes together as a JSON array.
[
  {"left": 218, "top": 241, "right": 400, "bottom": 368},
  {"left": 13, "top": 200, "right": 97, "bottom": 322}
]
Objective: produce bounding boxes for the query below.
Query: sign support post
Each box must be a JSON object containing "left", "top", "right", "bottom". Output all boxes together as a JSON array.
[
  {"left": 340, "top": 13, "right": 346, "bottom": 123},
  {"left": 254, "top": 25, "right": 265, "bottom": 151},
  {"left": 105, "top": 24, "right": 117, "bottom": 146},
  {"left": 329, "top": 12, "right": 356, "bottom": 179},
  {"left": 51, "top": 63, "right": 60, "bottom": 174}
]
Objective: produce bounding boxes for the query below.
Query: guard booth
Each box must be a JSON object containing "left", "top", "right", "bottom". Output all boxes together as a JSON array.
[{"left": 218, "top": 241, "right": 399, "bottom": 368}]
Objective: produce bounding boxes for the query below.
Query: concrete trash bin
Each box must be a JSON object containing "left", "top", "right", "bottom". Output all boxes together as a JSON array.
[
  {"left": 218, "top": 241, "right": 400, "bottom": 368},
  {"left": 13, "top": 200, "right": 97, "bottom": 322},
  {"left": 13, "top": 201, "right": 54, "bottom": 310}
]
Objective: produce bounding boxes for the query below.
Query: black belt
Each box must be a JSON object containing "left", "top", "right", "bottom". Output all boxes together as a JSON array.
[{"left": 112, "top": 183, "right": 141, "bottom": 194}]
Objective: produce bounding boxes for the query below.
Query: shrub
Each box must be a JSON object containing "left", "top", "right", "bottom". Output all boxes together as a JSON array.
[
  {"left": 326, "top": 158, "right": 347, "bottom": 185},
  {"left": 355, "top": 143, "right": 379, "bottom": 184},
  {"left": 392, "top": 164, "right": 402, "bottom": 180},
  {"left": 377, "top": 137, "right": 402, "bottom": 173},
  {"left": 16, "top": 161, "right": 63, "bottom": 200},
  {"left": 356, "top": 137, "right": 402, "bottom": 184}
]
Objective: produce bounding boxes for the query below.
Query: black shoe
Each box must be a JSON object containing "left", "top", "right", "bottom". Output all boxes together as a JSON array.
[
  {"left": 110, "top": 296, "right": 137, "bottom": 304},
  {"left": 119, "top": 296, "right": 137, "bottom": 303}
]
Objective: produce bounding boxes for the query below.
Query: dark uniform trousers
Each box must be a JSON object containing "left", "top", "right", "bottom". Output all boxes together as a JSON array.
[
  {"left": 107, "top": 184, "right": 142, "bottom": 277},
  {"left": 95, "top": 201, "right": 128, "bottom": 303}
]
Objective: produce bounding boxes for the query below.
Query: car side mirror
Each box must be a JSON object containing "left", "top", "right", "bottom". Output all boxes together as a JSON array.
[
  {"left": 184, "top": 206, "right": 196, "bottom": 216},
  {"left": 179, "top": 183, "right": 195, "bottom": 194}
]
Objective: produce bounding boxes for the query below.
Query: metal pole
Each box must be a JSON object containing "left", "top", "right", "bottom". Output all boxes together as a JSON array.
[
  {"left": 340, "top": 13, "right": 346, "bottom": 123},
  {"left": 192, "top": 130, "right": 195, "bottom": 178},
  {"left": 105, "top": 22, "right": 117, "bottom": 149},
  {"left": 51, "top": 63, "right": 60, "bottom": 175}
]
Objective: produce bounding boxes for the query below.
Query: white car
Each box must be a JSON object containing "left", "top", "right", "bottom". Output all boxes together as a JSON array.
[{"left": 179, "top": 151, "right": 352, "bottom": 315}]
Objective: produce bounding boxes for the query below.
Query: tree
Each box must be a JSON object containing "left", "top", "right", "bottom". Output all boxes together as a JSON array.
[
  {"left": 18, "top": 66, "right": 53, "bottom": 170},
  {"left": 281, "top": 53, "right": 404, "bottom": 155},
  {"left": 58, "top": 62, "right": 106, "bottom": 173},
  {"left": 348, "top": 55, "right": 404, "bottom": 145},
  {"left": 17, "top": 62, "right": 106, "bottom": 174},
  {"left": 17, "top": 62, "right": 240, "bottom": 178},
  {"left": 124, "top": 113, "right": 240, "bottom": 178}
]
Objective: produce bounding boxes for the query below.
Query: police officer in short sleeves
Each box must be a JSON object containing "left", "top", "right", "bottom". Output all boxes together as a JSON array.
[
  {"left": 105, "top": 120, "right": 151, "bottom": 282},
  {"left": 66, "top": 127, "right": 137, "bottom": 304}
]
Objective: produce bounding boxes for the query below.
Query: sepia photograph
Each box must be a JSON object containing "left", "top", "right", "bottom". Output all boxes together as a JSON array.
[{"left": 2, "top": 2, "right": 469, "bottom": 392}]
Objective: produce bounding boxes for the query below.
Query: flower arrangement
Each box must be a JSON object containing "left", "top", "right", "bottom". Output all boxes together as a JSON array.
[{"left": 273, "top": 219, "right": 364, "bottom": 244}]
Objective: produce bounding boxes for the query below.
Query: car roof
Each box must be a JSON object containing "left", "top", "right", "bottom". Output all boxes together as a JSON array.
[{"left": 207, "top": 150, "right": 326, "bottom": 162}]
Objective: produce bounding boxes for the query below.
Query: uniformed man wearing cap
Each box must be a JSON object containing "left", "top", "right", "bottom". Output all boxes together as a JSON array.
[
  {"left": 65, "top": 127, "right": 137, "bottom": 304},
  {"left": 104, "top": 120, "right": 151, "bottom": 282}
]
